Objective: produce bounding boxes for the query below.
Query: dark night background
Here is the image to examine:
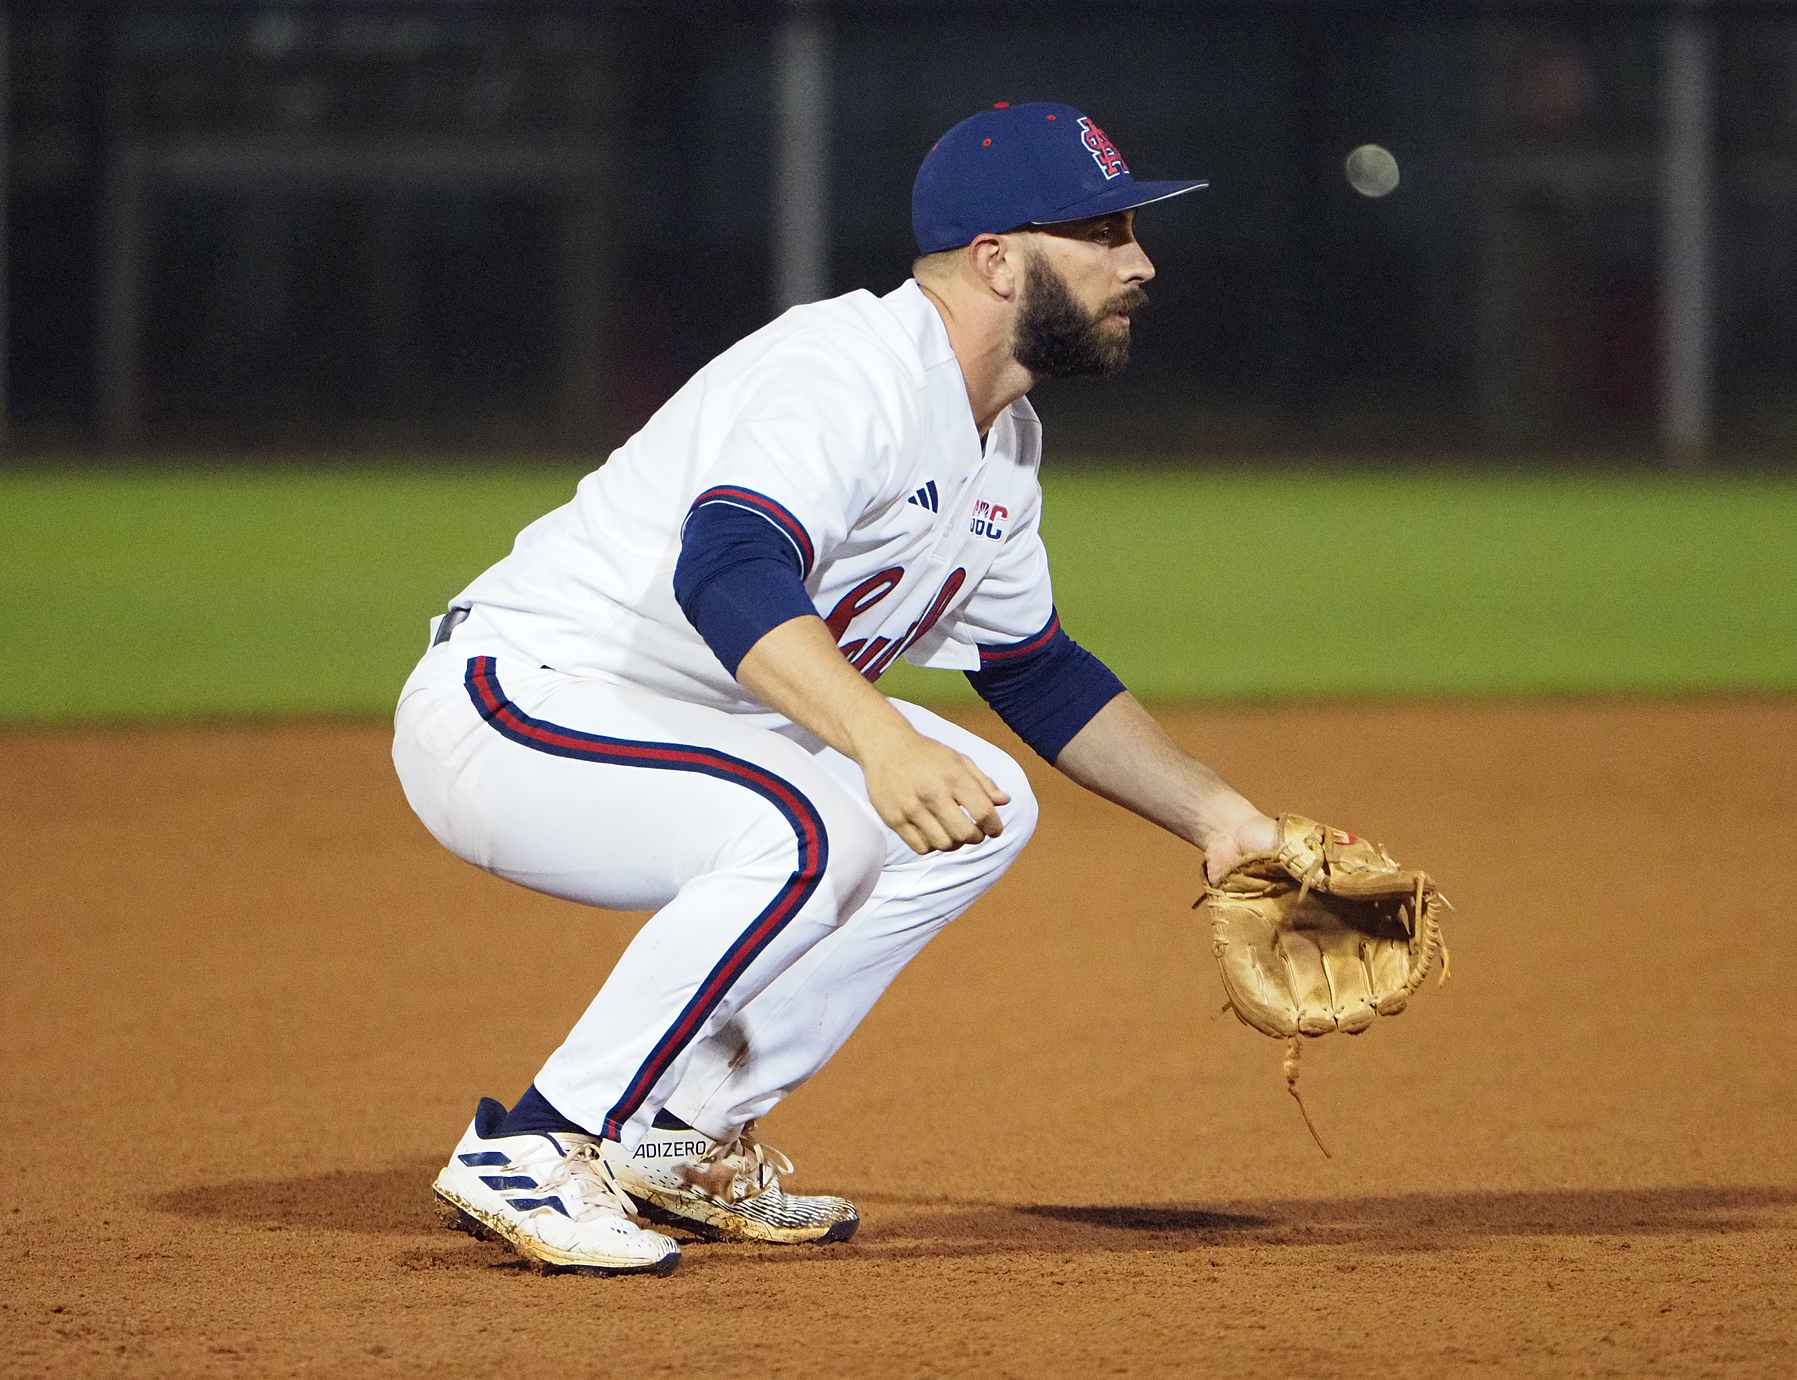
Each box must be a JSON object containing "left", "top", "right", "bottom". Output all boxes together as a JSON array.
[{"left": 5, "top": 1, "right": 1794, "bottom": 459}]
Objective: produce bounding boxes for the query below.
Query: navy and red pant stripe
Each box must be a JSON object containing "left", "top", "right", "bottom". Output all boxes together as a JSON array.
[{"left": 462, "top": 655, "right": 829, "bottom": 1141}]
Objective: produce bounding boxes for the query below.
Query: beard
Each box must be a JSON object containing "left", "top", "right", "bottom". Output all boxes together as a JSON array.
[{"left": 1010, "top": 252, "right": 1149, "bottom": 380}]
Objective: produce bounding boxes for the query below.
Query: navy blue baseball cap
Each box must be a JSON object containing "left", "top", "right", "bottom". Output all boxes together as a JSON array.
[{"left": 912, "top": 102, "right": 1207, "bottom": 255}]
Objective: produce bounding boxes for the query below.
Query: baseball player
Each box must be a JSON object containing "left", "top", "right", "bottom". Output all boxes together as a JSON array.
[{"left": 394, "top": 102, "right": 1279, "bottom": 1277}]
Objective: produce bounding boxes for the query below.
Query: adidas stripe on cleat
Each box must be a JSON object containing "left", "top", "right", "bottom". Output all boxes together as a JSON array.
[
  {"left": 603, "top": 1113, "right": 859, "bottom": 1245},
  {"left": 432, "top": 1097, "right": 681, "bottom": 1276}
]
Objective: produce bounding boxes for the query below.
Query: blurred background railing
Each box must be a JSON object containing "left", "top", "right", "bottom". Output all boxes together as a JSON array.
[{"left": 4, "top": 0, "right": 1794, "bottom": 462}]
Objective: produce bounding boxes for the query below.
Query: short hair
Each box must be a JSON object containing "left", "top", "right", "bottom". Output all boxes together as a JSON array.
[{"left": 911, "top": 247, "right": 963, "bottom": 281}]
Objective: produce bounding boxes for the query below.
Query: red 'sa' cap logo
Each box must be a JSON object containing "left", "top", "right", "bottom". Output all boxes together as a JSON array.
[{"left": 1078, "top": 117, "right": 1127, "bottom": 180}]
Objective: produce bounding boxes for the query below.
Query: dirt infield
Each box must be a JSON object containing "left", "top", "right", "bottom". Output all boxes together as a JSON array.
[{"left": 4, "top": 700, "right": 1795, "bottom": 1379}]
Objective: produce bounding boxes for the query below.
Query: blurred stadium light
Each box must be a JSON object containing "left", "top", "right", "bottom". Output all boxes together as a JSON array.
[
  {"left": 2, "top": 0, "right": 1794, "bottom": 461},
  {"left": 773, "top": 0, "right": 831, "bottom": 312}
]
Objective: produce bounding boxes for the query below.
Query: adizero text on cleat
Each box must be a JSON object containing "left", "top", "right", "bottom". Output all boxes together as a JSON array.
[
  {"left": 432, "top": 1098, "right": 680, "bottom": 1276},
  {"left": 603, "top": 1115, "right": 859, "bottom": 1245}
]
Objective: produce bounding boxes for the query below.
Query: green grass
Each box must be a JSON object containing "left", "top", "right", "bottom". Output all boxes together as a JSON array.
[
  {"left": 3, "top": 465, "right": 1794, "bottom": 723},
  {"left": 0, "top": 467, "right": 586, "bottom": 721}
]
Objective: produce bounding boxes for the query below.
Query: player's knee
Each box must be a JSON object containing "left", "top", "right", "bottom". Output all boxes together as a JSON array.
[
  {"left": 822, "top": 806, "right": 886, "bottom": 920},
  {"left": 720, "top": 789, "right": 883, "bottom": 924},
  {"left": 983, "top": 747, "right": 1039, "bottom": 855},
  {"left": 1002, "top": 776, "right": 1039, "bottom": 851}
]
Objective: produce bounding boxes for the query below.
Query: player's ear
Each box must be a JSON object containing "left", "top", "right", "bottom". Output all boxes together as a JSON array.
[{"left": 967, "top": 233, "right": 1020, "bottom": 302}]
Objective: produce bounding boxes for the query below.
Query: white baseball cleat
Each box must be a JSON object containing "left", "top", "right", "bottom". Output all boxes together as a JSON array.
[
  {"left": 603, "top": 1113, "right": 859, "bottom": 1245},
  {"left": 433, "top": 1098, "right": 681, "bottom": 1276}
]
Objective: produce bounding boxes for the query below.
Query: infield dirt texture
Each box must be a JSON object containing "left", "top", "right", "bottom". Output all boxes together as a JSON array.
[{"left": 5, "top": 698, "right": 1795, "bottom": 1378}]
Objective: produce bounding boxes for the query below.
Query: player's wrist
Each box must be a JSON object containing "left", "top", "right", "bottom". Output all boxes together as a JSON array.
[
  {"left": 842, "top": 700, "right": 924, "bottom": 766},
  {"left": 1194, "top": 803, "right": 1276, "bottom": 863}
]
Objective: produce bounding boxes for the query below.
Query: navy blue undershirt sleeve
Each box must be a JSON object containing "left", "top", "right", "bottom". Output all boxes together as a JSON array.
[
  {"left": 965, "top": 610, "right": 1127, "bottom": 763},
  {"left": 674, "top": 501, "right": 819, "bottom": 675}
]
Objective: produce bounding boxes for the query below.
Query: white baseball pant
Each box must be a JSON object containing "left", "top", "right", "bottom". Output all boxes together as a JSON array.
[{"left": 392, "top": 615, "right": 1038, "bottom": 1150}]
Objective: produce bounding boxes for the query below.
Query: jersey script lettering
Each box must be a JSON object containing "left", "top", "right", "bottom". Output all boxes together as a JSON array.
[{"left": 836, "top": 567, "right": 969, "bottom": 681}]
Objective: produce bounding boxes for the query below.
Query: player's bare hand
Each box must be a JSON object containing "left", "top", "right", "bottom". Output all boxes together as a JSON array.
[
  {"left": 1203, "top": 812, "right": 1280, "bottom": 885},
  {"left": 861, "top": 728, "right": 1010, "bottom": 855}
]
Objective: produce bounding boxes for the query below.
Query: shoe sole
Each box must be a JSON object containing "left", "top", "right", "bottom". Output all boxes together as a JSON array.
[
  {"left": 432, "top": 1187, "right": 681, "bottom": 1277},
  {"left": 625, "top": 1184, "right": 859, "bottom": 1246}
]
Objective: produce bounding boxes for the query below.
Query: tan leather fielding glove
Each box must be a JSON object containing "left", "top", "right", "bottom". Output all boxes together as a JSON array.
[{"left": 1200, "top": 814, "right": 1449, "bottom": 1038}]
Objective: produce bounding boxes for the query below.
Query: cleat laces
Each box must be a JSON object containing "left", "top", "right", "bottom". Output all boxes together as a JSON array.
[
  {"left": 536, "top": 1141, "right": 640, "bottom": 1219},
  {"left": 688, "top": 1122, "right": 795, "bottom": 1203}
]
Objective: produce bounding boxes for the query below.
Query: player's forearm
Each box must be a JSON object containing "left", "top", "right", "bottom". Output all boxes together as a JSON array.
[
  {"left": 735, "top": 614, "right": 917, "bottom": 762},
  {"left": 1054, "top": 692, "right": 1267, "bottom": 854},
  {"left": 737, "top": 615, "right": 1008, "bottom": 855}
]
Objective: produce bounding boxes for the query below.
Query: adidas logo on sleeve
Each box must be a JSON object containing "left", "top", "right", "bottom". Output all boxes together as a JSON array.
[{"left": 905, "top": 480, "right": 940, "bottom": 512}]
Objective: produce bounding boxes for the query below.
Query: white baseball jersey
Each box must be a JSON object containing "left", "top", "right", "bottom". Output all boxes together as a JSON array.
[{"left": 453, "top": 278, "right": 1056, "bottom": 711}]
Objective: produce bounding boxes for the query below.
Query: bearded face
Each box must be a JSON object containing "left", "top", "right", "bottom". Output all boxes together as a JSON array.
[{"left": 1010, "top": 249, "right": 1149, "bottom": 380}]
